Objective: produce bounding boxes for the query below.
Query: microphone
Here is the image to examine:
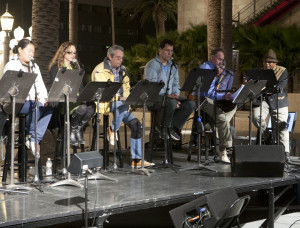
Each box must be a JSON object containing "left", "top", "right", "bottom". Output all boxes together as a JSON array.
[
  {"left": 171, "top": 57, "right": 177, "bottom": 69},
  {"left": 30, "top": 57, "right": 36, "bottom": 69},
  {"left": 72, "top": 59, "right": 80, "bottom": 69}
]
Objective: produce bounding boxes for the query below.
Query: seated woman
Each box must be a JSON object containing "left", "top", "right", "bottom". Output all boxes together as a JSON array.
[
  {"left": 48, "top": 41, "right": 95, "bottom": 146},
  {"left": 2, "top": 38, "right": 53, "bottom": 158}
]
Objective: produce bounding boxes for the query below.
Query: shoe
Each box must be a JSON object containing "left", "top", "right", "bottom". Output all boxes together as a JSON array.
[
  {"left": 26, "top": 140, "right": 40, "bottom": 158},
  {"left": 131, "top": 160, "right": 155, "bottom": 168},
  {"left": 169, "top": 128, "right": 180, "bottom": 141},
  {"left": 285, "top": 152, "right": 291, "bottom": 163},
  {"left": 107, "top": 127, "right": 118, "bottom": 146},
  {"left": 217, "top": 146, "right": 230, "bottom": 164}
]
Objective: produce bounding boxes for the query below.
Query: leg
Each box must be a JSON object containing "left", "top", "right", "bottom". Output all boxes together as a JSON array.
[
  {"left": 172, "top": 98, "right": 196, "bottom": 130},
  {"left": 253, "top": 101, "right": 270, "bottom": 141}
]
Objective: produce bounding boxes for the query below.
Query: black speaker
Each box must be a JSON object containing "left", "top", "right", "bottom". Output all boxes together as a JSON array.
[
  {"left": 169, "top": 187, "right": 238, "bottom": 228},
  {"left": 68, "top": 151, "right": 103, "bottom": 175},
  {"left": 231, "top": 145, "right": 285, "bottom": 177}
]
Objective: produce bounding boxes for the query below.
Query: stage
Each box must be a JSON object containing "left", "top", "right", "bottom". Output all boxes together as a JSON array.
[{"left": 1, "top": 148, "right": 300, "bottom": 228}]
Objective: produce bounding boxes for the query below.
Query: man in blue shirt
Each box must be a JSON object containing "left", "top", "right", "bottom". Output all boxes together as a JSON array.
[
  {"left": 145, "top": 39, "right": 195, "bottom": 140},
  {"left": 200, "top": 48, "right": 236, "bottom": 163}
]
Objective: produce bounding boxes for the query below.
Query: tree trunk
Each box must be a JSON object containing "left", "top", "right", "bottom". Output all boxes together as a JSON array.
[
  {"left": 221, "top": 0, "right": 232, "bottom": 70},
  {"left": 69, "top": 0, "right": 78, "bottom": 45},
  {"left": 32, "top": 0, "right": 60, "bottom": 89},
  {"left": 207, "top": 0, "right": 221, "bottom": 57},
  {"left": 111, "top": 0, "right": 115, "bottom": 45}
]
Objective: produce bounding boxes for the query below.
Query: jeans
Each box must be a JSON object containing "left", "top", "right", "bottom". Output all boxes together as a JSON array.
[
  {"left": 19, "top": 100, "right": 53, "bottom": 143},
  {"left": 110, "top": 101, "right": 141, "bottom": 159}
]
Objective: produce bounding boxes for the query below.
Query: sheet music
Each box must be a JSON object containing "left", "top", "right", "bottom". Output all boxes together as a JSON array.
[{"left": 232, "top": 84, "right": 244, "bottom": 103}]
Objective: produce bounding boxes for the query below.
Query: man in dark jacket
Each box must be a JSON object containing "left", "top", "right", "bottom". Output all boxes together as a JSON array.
[{"left": 252, "top": 49, "right": 290, "bottom": 162}]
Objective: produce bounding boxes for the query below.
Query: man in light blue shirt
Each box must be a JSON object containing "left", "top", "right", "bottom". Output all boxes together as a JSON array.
[{"left": 145, "top": 39, "right": 195, "bottom": 141}]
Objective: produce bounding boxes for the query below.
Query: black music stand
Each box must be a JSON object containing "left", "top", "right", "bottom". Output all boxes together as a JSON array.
[
  {"left": 124, "top": 80, "right": 164, "bottom": 175},
  {"left": 77, "top": 81, "right": 122, "bottom": 181},
  {"left": 180, "top": 68, "right": 216, "bottom": 172},
  {"left": 233, "top": 80, "right": 267, "bottom": 145},
  {"left": 48, "top": 68, "right": 84, "bottom": 188},
  {"left": 0, "top": 70, "right": 37, "bottom": 193},
  {"left": 246, "top": 69, "right": 279, "bottom": 145}
]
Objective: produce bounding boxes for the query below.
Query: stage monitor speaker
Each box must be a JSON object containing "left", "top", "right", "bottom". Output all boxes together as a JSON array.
[
  {"left": 231, "top": 145, "right": 284, "bottom": 177},
  {"left": 169, "top": 187, "right": 238, "bottom": 228},
  {"left": 68, "top": 151, "right": 103, "bottom": 175}
]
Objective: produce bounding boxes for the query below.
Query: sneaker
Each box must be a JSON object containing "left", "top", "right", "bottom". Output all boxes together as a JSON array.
[
  {"left": 169, "top": 128, "right": 180, "bottom": 141},
  {"left": 131, "top": 160, "right": 155, "bottom": 168},
  {"left": 26, "top": 140, "right": 40, "bottom": 158},
  {"left": 216, "top": 147, "right": 230, "bottom": 164},
  {"left": 107, "top": 127, "right": 118, "bottom": 146}
]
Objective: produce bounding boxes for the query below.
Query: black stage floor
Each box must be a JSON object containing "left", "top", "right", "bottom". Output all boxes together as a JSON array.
[{"left": 1, "top": 149, "right": 300, "bottom": 228}]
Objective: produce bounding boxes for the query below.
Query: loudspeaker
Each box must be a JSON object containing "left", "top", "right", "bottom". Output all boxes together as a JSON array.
[
  {"left": 231, "top": 145, "right": 285, "bottom": 177},
  {"left": 68, "top": 151, "right": 103, "bottom": 175},
  {"left": 169, "top": 187, "right": 238, "bottom": 228}
]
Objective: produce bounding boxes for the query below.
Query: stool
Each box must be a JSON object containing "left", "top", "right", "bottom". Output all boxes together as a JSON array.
[
  {"left": 53, "top": 114, "right": 85, "bottom": 175},
  {"left": 187, "top": 111, "right": 213, "bottom": 163},
  {"left": 147, "top": 110, "right": 173, "bottom": 163},
  {"left": 90, "top": 115, "right": 123, "bottom": 169},
  {"left": 2, "top": 114, "right": 43, "bottom": 183}
]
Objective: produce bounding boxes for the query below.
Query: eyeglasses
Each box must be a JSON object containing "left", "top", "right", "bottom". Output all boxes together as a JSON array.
[{"left": 66, "top": 51, "right": 77, "bottom": 55}]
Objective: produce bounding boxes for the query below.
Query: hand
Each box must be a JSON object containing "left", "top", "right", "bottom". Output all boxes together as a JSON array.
[
  {"left": 119, "top": 97, "right": 126, "bottom": 101},
  {"left": 176, "top": 100, "right": 181, "bottom": 108},
  {"left": 223, "top": 93, "right": 233, "bottom": 100},
  {"left": 168, "top": 94, "right": 179, "bottom": 99},
  {"left": 216, "top": 67, "right": 223, "bottom": 75}
]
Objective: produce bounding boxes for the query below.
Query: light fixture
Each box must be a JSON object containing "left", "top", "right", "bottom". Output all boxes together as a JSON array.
[
  {"left": 29, "top": 26, "right": 32, "bottom": 37},
  {"left": 14, "top": 26, "right": 24, "bottom": 40},
  {"left": 0, "top": 4, "right": 14, "bottom": 32}
]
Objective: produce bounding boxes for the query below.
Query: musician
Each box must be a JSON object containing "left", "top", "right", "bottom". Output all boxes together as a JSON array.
[
  {"left": 2, "top": 38, "right": 53, "bottom": 158},
  {"left": 91, "top": 45, "right": 154, "bottom": 168},
  {"left": 49, "top": 41, "right": 95, "bottom": 146},
  {"left": 199, "top": 48, "right": 236, "bottom": 163},
  {"left": 252, "top": 49, "right": 290, "bottom": 161},
  {"left": 144, "top": 39, "right": 195, "bottom": 140}
]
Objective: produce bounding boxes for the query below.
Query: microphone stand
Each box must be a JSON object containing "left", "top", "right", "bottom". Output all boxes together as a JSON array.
[{"left": 152, "top": 61, "right": 179, "bottom": 170}]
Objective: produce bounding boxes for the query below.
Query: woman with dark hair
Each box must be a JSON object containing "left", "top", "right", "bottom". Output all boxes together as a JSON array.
[
  {"left": 49, "top": 41, "right": 95, "bottom": 145},
  {"left": 2, "top": 38, "right": 53, "bottom": 158}
]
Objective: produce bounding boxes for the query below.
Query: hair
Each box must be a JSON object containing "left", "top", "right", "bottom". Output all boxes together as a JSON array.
[
  {"left": 48, "top": 41, "right": 79, "bottom": 71},
  {"left": 158, "top": 39, "right": 174, "bottom": 49},
  {"left": 12, "top": 38, "right": 34, "bottom": 54},
  {"left": 107, "top": 45, "right": 124, "bottom": 58},
  {"left": 210, "top": 48, "right": 224, "bottom": 56}
]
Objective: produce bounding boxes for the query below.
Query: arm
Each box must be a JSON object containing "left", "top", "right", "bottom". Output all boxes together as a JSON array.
[{"left": 277, "top": 69, "right": 288, "bottom": 91}]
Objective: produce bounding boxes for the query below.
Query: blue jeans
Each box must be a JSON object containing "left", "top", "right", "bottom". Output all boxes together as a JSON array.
[
  {"left": 19, "top": 100, "right": 53, "bottom": 143},
  {"left": 110, "top": 101, "right": 141, "bottom": 159}
]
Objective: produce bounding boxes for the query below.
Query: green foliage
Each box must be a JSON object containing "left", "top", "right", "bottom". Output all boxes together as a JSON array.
[{"left": 125, "top": 24, "right": 300, "bottom": 84}]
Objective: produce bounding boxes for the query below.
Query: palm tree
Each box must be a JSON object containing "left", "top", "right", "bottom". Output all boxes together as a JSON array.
[
  {"left": 123, "top": 0, "right": 177, "bottom": 37},
  {"left": 69, "top": 0, "right": 78, "bottom": 45},
  {"left": 32, "top": 0, "right": 60, "bottom": 89},
  {"left": 221, "top": 0, "right": 232, "bottom": 71},
  {"left": 207, "top": 0, "right": 221, "bottom": 57}
]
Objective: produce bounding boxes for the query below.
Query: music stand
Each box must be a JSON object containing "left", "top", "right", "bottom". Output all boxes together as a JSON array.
[
  {"left": 0, "top": 70, "right": 37, "bottom": 192},
  {"left": 77, "top": 81, "right": 122, "bottom": 181},
  {"left": 233, "top": 80, "right": 267, "bottom": 145},
  {"left": 246, "top": 69, "right": 282, "bottom": 145},
  {"left": 48, "top": 68, "right": 84, "bottom": 188},
  {"left": 124, "top": 80, "right": 164, "bottom": 175},
  {"left": 180, "top": 68, "right": 216, "bottom": 172}
]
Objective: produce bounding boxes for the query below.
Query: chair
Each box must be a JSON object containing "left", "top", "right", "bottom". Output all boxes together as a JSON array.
[
  {"left": 147, "top": 110, "right": 175, "bottom": 164},
  {"left": 90, "top": 114, "right": 124, "bottom": 169},
  {"left": 212, "top": 195, "right": 250, "bottom": 228}
]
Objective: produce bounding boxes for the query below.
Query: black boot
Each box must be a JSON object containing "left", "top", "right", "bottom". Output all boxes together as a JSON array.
[
  {"left": 76, "top": 120, "right": 89, "bottom": 144},
  {"left": 70, "top": 126, "right": 78, "bottom": 146}
]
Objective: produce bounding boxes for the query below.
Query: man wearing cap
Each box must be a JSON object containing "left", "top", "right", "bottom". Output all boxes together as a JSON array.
[{"left": 252, "top": 49, "right": 290, "bottom": 162}]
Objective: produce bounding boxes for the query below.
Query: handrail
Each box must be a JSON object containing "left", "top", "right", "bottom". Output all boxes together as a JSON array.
[{"left": 233, "top": 0, "right": 282, "bottom": 25}]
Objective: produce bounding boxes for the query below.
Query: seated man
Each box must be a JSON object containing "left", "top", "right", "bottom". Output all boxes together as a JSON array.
[
  {"left": 199, "top": 48, "right": 236, "bottom": 163},
  {"left": 91, "top": 45, "right": 154, "bottom": 168},
  {"left": 144, "top": 39, "right": 195, "bottom": 141},
  {"left": 252, "top": 49, "right": 290, "bottom": 162}
]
